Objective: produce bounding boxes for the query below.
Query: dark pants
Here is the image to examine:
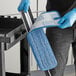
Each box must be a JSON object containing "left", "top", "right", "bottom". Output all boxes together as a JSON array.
[{"left": 45, "top": 25, "right": 76, "bottom": 76}]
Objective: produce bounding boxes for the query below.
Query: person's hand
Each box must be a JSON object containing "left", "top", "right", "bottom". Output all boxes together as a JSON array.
[
  {"left": 58, "top": 8, "right": 76, "bottom": 29},
  {"left": 18, "top": 0, "right": 30, "bottom": 12}
]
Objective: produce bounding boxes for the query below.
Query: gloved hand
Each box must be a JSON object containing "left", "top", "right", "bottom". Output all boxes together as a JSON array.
[
  {"left": 58, "top": 8, "right": 76, "bottom": 29},
  {"left": 18, "top": 0, "right": 30, "bottom": 12}
]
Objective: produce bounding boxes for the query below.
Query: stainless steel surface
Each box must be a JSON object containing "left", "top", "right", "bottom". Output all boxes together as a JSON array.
[{"left": 0, "top": 43, "right": 5, "bottom": 76}]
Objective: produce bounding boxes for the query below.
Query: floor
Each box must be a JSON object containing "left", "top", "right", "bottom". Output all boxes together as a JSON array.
[
  {"left": 64, "top": 65, "right": 75, "bottom": 76},
  {"left": 30, "top": 65, "right": 75, "bottom": 76}
]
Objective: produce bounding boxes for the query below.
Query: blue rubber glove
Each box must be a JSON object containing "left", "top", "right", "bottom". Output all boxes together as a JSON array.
[
  {"left": 18, "top": 0, "right": 30, "bottom": 12},
  {"left": 58, "top": 8, "right": 76, "bottom": 29}
]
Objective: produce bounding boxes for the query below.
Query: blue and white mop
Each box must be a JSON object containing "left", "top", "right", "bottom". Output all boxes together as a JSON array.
[{"left": 21, "top": 9, "right": 60, "bottom": 75}]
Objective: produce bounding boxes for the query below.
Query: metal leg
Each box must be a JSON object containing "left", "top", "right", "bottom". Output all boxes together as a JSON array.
[
  {"left": 0, "top": 42, "right": 5, "bottom": 76},
  {"left": 20, "top": 38, "right": 28, "bottom": 75}
]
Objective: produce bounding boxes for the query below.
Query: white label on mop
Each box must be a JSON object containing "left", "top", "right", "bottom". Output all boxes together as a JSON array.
[{"left": 30, "top": 11, "right": 60, "bottom": 31}]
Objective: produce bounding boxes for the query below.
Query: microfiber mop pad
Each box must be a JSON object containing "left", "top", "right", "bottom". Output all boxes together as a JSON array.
[
  {"left": 31, "top": 11, "right": 60, "bottom": 31},
  {"left": 21, "top": 9, "right": 60, "bottom": 71},
  {"left": 27, "top": 28, "right": 57, "bottom": 71}
]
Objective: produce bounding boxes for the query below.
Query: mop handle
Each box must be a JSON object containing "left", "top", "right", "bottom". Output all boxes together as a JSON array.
[
  {"left": 21, "top": 8, "right": 34, "bottom": 32},
  {"left": 28, "top": 8, "right": 34, "bottom": 24},
  {"left": 21, "top": 11, "right": 30, "bottom": 32}
]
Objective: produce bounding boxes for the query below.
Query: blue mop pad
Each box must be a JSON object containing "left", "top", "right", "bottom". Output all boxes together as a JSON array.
[
  {"left": 21, "top": 11, "right": 60, "bottom": 71},
  {"left": 27, "top": 28, "right": 57, "bottom": 71}
]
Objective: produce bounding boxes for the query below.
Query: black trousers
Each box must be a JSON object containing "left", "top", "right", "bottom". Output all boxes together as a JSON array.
[{"left": 45, "top": 25, "right": 76, "bottom": 76}]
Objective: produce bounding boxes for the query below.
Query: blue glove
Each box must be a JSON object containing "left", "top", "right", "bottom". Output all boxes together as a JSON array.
[
  {"left": 58, "top": 8, "right": 76, "bottom": 29},
  {"left": 18, "top": 0, "right": 30, "bottom": 12}
]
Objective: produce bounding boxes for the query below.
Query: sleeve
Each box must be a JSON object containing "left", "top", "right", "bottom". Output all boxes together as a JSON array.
[
  {"left": 62, "top": 0, "right": 76, "bottom": 15},
  {"left": 67, "top": 0, "right": 76, "bottom": 12}
]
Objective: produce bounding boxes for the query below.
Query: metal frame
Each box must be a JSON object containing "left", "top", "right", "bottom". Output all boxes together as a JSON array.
[
  {"left": 20, "top": 38, "right": 28, "bottom": 76},
  {"left": 0, "top": 39, "right": 28, "bottom": 76},
  {"left": 0, "top": 42, "right": 6, "bottom": 76},
  {"left": 0, "top": 16, "right": 29, "bottom": 76}
]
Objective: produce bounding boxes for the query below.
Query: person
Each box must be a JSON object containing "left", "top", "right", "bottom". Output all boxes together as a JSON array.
[
  {"left": 18, "top": 0, "right": 76, "bottom": 76},
  {"left": 45, "top": 0, "right": 76, "bottom": 76}
]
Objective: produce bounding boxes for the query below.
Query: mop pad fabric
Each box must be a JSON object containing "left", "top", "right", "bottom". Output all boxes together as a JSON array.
[
  {"left": 30, "top": 11, "right": 60, "bottom": 31},
  {"left": 27, "top": 28, "right": 57, "bottom": 71}
]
